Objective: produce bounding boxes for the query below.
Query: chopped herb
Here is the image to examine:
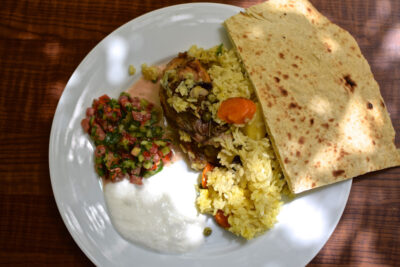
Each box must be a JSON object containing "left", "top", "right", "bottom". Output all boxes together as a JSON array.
[{"left": 216, "top": 44, "right": 223, "bottom": 56}]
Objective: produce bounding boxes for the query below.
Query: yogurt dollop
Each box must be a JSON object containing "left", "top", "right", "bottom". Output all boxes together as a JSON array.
[{"left": 104, "top": 161, "right": 206, "bottom": 253}]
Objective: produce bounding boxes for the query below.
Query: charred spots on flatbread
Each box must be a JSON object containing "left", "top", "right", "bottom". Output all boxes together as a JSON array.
[
  {"left": 279, "top": 86, "right": 288, "bottom": 96},
  {"left": 288, "top": 102, "right": 301, "bottom": 109},
  {"left": 274, "top": 76, "right": 280, "bottom": 83},
  {"left": 324, "top": 42, "right": 332, "bottom": 53},
  {"left": 279, "top": 52, "right": 285, "bottom": 59},
  {"left": 310, "top": 118, "right": 314, "bottom": 126},
  {"left": 322, "top": 123, "right": 329, "bottom": 129},
  {"left": 343, "top": 74, "right": 356, "bottom": 92},
  {"left": 337, "top": 148, "right": 350, "bottom": 161},
  {"left": 291, "top": 63, "right": 298, "bottom": 68},
  {"left": 332, "top": 169, "right": 345, "bottom": 177},
  {"left": 284, "top": 157, "right": 290, "bottom": 164},
  {"left": 294, "top": 55, "right": 303, "bottom": 61},
  {"left": 298, "top": 136, "right": 305, "bottom": 145},
  {"left": 367, "top": 102, "right": 373, "bottom": 109},
  {"left": 296, "top": 151, "right": 301, "bottom": 157},
  {"left": 283, "top": 74, "right": 289, "bottom": 79},
  {"left": 287, "top": 132, "right": 292, "bottom": 140},
  {"left": 380, "top": 100, "right": 385, "bottom": 108}
]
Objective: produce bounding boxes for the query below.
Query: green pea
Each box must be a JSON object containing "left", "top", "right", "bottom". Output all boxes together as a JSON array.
[{"left": 203, "top": 227, "right": 212, "bottom": 236}]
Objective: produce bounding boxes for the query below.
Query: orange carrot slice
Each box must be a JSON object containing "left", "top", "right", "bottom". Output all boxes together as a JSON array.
[
  {"left": 215, "top": 210, "right": 230, "bottom": 228},
  {"left": 217, "top": 97, "right": 256, "bottom": 124},
  {"left": 201, "top": 162, "right": 214, "bottom": 189}
]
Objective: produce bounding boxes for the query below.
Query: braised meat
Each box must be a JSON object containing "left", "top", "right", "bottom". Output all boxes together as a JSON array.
[{"left": 159, "top": 52, "right": 228, "bottom": 167}]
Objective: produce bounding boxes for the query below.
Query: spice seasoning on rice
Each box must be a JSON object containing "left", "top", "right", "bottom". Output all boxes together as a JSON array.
[{"left": 160, "top": 45, "right": 291, "bottom": 239}]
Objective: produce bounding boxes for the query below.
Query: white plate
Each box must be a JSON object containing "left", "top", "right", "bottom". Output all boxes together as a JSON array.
[{"left": 49, "top": 3, "right": 352, "bottom": 267}]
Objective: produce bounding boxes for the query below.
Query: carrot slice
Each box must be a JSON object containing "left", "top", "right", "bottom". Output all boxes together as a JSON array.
[
  {"left": 201, "top": 162, "right": 214, "bottom": 189},
  {"left": 215, "top": 210, "right": 230, "bottom": 228},
  {"left": 217, "top": 97, "right": 256, "bottom": 124}
]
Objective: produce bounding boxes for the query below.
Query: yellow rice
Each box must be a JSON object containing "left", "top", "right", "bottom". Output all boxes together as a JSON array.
[{"left": 182, "top": 45, "right": 287, "bottom": 239}]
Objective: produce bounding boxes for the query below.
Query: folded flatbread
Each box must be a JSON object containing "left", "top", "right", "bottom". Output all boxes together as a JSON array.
[{"left": 225, "top": 0, "right": 400, "bottom": 193}]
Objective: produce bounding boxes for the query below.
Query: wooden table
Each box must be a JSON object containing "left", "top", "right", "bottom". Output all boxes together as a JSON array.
[{"left": 1, "top": 0, "right": 399, "bottom": 266}]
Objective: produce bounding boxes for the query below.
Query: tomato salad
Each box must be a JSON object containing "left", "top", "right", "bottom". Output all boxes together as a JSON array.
[{"left": 81, "top": 93, "right": 172, "bottom": 185}]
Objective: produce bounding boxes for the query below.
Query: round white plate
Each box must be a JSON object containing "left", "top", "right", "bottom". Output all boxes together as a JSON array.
[{"left": 49, "top": 3, "right": 352, "bottom": 267}]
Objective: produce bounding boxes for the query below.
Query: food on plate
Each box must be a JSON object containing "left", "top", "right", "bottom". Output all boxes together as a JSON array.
[
  {"left": 128, "top": 64, "right": 136, "bottom": 76},
  {"left": 159, "top": 45, "right": 253, "bottom": 169},
  {"left": 141, "top": 63, "right": 161, "bottom": 82},
  {"left": 82, "top": 81, "right": 207, "bottom": 254},
  {"left": 81, "top": 93, "right": 172, "bottom": 185},
  {"left": 160, "top": 45, "right": 288, "bottom": 239},
  {"left": 80, "top": 0, "right": 400, "bottom": 248},
  {"left": 225, "top": 0, "right": 400, "bottom": 193}
]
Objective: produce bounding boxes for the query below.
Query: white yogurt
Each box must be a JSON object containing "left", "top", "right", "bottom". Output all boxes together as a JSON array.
[{"left": 103, "top": 161, "right": 206, "bottom": 253}]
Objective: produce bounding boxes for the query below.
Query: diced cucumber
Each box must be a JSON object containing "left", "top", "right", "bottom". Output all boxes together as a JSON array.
[
  {"left": 143, "top": 161, "right": 153, "bottom": 169},
  {"left": 131, "top": 147, "right": 141, "bottom": 157},
  {"left": 140, "top": 140, "right": 149, "bottom": 146},
  {"left": 140, "top": 126, "right": 147, "bottom": 133},
  {"left": 161, "top": 146, "right": 170, "bottom": 156},
  {"left": 122, "top": 160, "right": 136, "bottom": 169},
  {"left": 125, "top": 102, "right": 133, "bottom": 111},
  {"left": 128, "top": 124, "right": 137, "bottom": 132},
  {"left": 138, "top": 154, "right": 144, "bottom": 162},
  {"left": 154, "top": 140, "right": 166, "bottom": 146},
  {"left": 95, "top": 156, "right": 103, "bottom": 164},
  {"left": 140, "top": 98, "right": 149, "bottom": 107}
]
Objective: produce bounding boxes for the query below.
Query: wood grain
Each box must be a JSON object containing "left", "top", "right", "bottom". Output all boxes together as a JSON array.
[{"left": 0, "top": 0, "right": 399, "bottom": 266}]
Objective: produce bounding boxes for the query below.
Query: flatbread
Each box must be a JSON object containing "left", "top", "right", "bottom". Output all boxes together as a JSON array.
[{"left": 225, "top": 0, "right": 400, "bottom": 193}]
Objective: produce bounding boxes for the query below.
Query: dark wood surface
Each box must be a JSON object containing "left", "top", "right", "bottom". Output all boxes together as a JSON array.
[{"left": 1, "top": 0, "right": 399, "bottom": 266}]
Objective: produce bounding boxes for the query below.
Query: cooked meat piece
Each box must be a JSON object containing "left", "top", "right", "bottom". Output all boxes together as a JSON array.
[
  {"left": 160, "top": 82, "right": 227, "bottom": 143},
  {"left": 165, "top": 52, "right": 211, "bottom": 83},
  {"left": 160, "top": 53, "right": 229, "bottom": 166}
]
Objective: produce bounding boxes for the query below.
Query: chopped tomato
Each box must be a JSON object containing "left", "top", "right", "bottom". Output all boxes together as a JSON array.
[
  {"left": 95, "top": 145, "right": 106, "bottom": 157},
  {"left": 129, "top": 175, "right": 143, "bottom": 185},
  {"left": 98, "top": 94, "right": 110, "bottom": 104},
  {"left": 81, "top": 118, "right": 90, "bottom": 133}
]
